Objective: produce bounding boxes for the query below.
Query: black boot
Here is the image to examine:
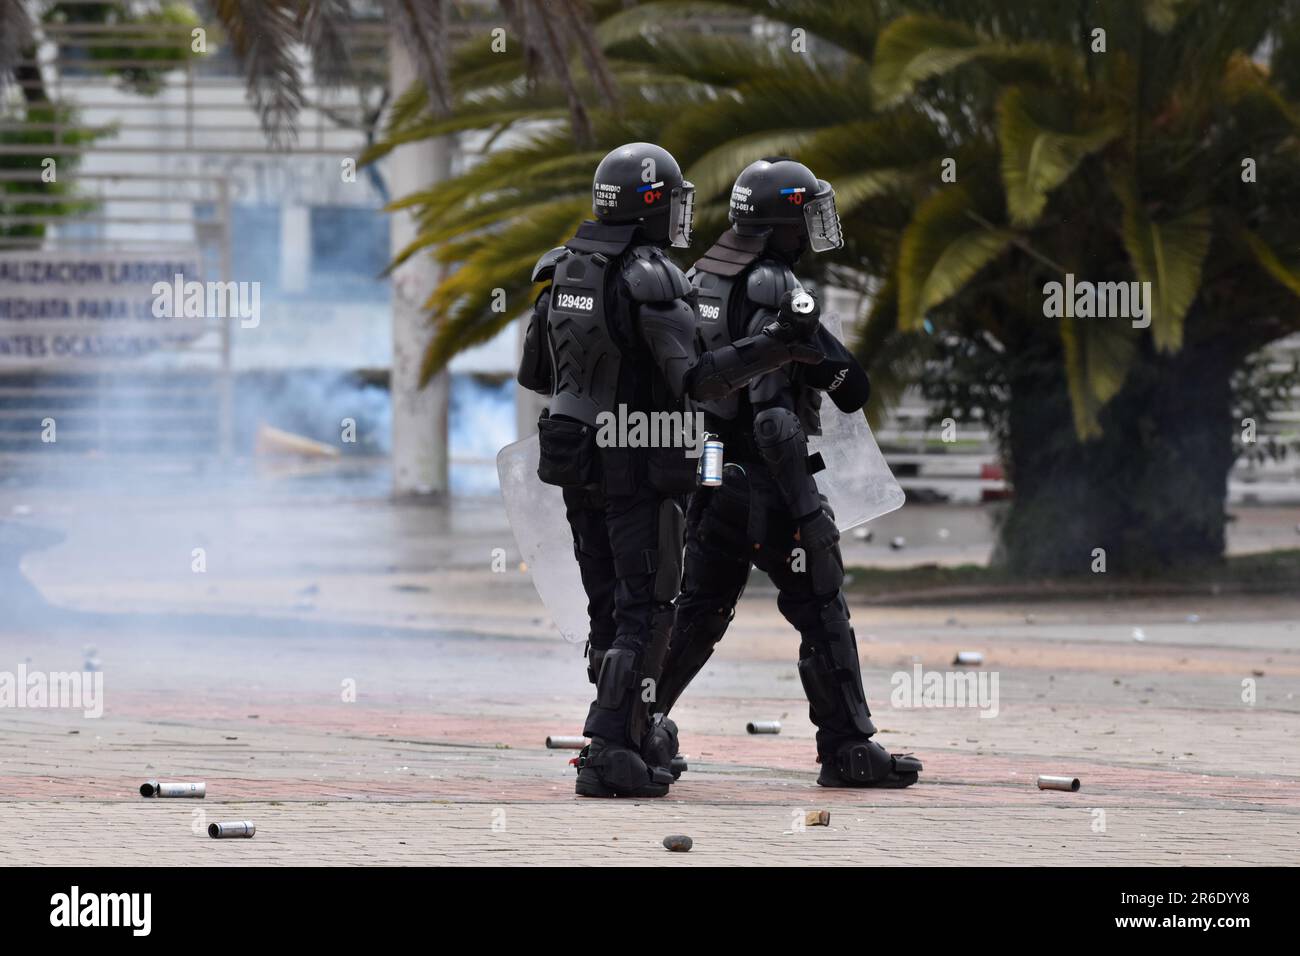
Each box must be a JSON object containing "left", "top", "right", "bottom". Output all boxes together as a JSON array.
[
  {"left": 575, "top": 738, "right": 672, "bottom": 798},
  {"left": 816, "top": 738, "right": 922, "bottom": 789},
  {"left": 642, "top": 713, "right": 686, "bottom": 781}
]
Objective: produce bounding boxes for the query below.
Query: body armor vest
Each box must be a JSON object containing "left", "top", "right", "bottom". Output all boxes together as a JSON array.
[
  {"left": 545, "top": 223, "right": 641, "bottom": 427},
  {"left": 691, "top": 236, "right": 825, "bottom": 446},
  {"left": 691, "top": 269, "right": 743, "bottom": 422}
]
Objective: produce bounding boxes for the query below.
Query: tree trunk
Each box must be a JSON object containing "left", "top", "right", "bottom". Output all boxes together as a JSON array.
[
  {"left": 998, "top": 339, "right": 1236, "bottom": 576},
  {"left": 387, "top": 36, "right": 451, "bottom": 496}
]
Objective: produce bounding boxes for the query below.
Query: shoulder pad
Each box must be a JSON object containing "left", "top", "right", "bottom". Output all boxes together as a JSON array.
[
  {"left": 745, "top": 260, "right": 799, "bottom": 308},
  {"left": 531, "top": 247, "right": 566, "bottom": 283},
  {"left": 622, "top": 248, "right": 692, "bottom": 304}
]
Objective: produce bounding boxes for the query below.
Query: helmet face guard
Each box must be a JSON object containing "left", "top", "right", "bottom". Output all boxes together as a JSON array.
[
  {"left": 667, "top": 181, "right": 695, "bottom": 249},
  {"left": 803, "top": 184, "right": 843, "bottom": 253}
]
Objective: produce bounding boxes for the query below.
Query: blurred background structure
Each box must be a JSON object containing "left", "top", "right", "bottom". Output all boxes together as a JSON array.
[{"left": 0, "top": 0, "right": 1298, "bottom": 572}]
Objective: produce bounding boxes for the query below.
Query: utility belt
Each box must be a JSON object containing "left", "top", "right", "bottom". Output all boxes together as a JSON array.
[{"left": 536, "top": 411, "right": 697, "bottom": 497}]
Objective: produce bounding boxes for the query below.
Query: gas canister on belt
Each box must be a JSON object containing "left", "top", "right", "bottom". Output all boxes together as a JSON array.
[{"left": 698, "top": 436, "right": 724, "bottom": 487}]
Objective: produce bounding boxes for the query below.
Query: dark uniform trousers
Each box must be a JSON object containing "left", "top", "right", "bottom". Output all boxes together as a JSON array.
[{"left": 662, "top": 462, "right": 869, "bottom": 756}]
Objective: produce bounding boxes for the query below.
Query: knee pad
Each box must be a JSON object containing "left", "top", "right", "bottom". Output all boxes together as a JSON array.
[{"left": 753, "top": 407, "right": 820, "bottom": 519}]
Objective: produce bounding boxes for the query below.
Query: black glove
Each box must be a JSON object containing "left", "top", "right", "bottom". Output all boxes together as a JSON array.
[
  {"left": 774, "top": 289, "right": 821, "bottom": 341},
  {"left": 763, "top": 291, "right": 823, "bottom": 364}
]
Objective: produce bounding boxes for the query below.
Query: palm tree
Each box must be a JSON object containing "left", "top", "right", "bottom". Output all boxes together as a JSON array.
[{"left": 369, "top": 0, "right": 1300, "bottom": 574}]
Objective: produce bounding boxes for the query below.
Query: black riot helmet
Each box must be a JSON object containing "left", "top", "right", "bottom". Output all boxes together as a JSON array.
[
  {"left": 591, "top": 142, "right": 695, "bottom": 248},
  {"left": 728, "top": 158, "right": 843, "bottom": 254}
]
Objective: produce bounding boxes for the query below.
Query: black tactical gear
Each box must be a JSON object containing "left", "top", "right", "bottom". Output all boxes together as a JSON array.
[
  {"left": 651, "top": 163, "right": 919, "bottom": 789},
  {"left": 518, "top": 144, "right": 828, "bottom": 798}
]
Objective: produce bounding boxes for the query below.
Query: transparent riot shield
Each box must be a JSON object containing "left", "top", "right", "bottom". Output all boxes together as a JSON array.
[
  {"left": 806, "top": 313, "right": 906, "bottom": 531},
  {"left": 496, "top": 435, "right": 589, "bottom": 643}
]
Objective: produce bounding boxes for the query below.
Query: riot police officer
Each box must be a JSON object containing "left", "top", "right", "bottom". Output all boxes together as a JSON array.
[
  {"left": 651, "top": 158, "right": 924, "bottom": 788},
  {"left": 516, "top": 144, "right": 824, "bottom": 797}
]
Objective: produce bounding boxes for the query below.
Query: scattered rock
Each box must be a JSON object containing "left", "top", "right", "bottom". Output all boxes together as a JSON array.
[
  {"left": 805, "top": 810, "right": 830, "bottom": 827},
  {"left": 663, "top": 834, "right": 692, "bottom": 852}
]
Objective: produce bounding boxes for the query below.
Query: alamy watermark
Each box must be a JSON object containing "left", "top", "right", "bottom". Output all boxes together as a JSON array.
[
  {"left": 1043, "top": 273, "right": 1151, "bottom": 329},
  {"left": 151, "top": 273, "right": 260, "bottom": 328},
  {"left": 0, "top": 664, "right": 103, "bottom": 718},
  {"left": 890, "top": 663, "right": 999, "bottom": 718},
  {"left": 595, "top": 405, "right": 706, "bottom": 458}
]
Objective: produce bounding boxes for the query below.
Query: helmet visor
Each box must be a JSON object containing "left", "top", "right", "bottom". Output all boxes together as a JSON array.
[
  {"left": 803, "top": 187, "right": 843, "bottom": 253},
  {"left": 668, "top": 181, "right": 695, "bottom": 249}
]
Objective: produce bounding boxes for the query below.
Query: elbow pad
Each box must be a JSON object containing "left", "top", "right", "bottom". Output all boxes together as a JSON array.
[
  {"left": 517, "top": 290, "right": 553, "bottom": 393},
  {"left": 638, "top": 298, "right": 698, "bottom": 401}
]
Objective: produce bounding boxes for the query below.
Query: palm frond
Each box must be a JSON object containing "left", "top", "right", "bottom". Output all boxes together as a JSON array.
[
  {"left": 299, "top": 0, "right": 353, "bottom": 89},
  {"left": 896, "top": 185, "right": 1012, "bottom": 333},
  {"left": 997, "top": 86, "right": 1120, "bottom": 227},
  {"left": 0, "top": 0, "right": 35, "bottom": 97},
  {"left": 383, "top": 0, "right": 452, "bottom": 116},
  {"left": 210, "top": 0, "right": 305, "bottom": 148},
  {"left": 1113, "top": 173, "right": 1212, "bottom": 352}
]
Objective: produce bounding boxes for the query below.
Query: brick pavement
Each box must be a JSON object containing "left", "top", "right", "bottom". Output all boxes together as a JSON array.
[{"left": 0, "top": 490, "right": 1296, "bottom": 865}]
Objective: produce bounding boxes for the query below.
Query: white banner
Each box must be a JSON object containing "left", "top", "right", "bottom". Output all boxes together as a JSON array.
[{"left": 0, "top": 249, "right": 206, "bottom": 367}]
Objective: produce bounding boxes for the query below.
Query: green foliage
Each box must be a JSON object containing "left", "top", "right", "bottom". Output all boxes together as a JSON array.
[
  {"left": 372, "top": 0, "right": 1300, "bottom": 461},
  {"left": 0, "top": 103, "right": 107, "bottom": 241},
  {"left": 42, "top": 1, "right": 202, "bottom": 96}
]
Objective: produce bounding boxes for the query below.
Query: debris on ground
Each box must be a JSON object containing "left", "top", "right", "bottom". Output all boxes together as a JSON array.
[
  {"left": 953, "top": 651, "right": 983, "bottom": 665},
  {"left": 1036, "top": 775, "right": 1080, "bottom": 792},
  {"left": 545, "top": 735, "right": 585, "bottom": 749},
  {"left": 746, "top": 721, "right": 781, "bottom": 734},
  {"left": 140, "top": 780, "right": 205, "bottom": 798},
  {"left": 805, "top": 810, "right": 831, "bottom": 827},
  {"left": 254, "top": 423, "right": 339, "bottom": 458},
  {"left": 208, "top": 821, "right": 255, "bottom": 839},
  {"left": 662, "top": 835, "right": 692, "bottom": 852}
]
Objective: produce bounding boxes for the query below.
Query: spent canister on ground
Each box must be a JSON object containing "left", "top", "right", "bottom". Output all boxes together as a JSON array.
[
  {"left": 1037, "top": 775, "right": 1081, "bottom": 792},
  {"left": 140, "top": 780, "right": 205, "bottom": 798},
  {"left": 208, "top": 821, "right": 255, "bottom": 839}
]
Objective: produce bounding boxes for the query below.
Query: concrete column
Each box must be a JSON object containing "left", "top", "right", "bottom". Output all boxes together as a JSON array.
[{"left": 388, "top": 37, "right": 451, "bottom": 495}]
